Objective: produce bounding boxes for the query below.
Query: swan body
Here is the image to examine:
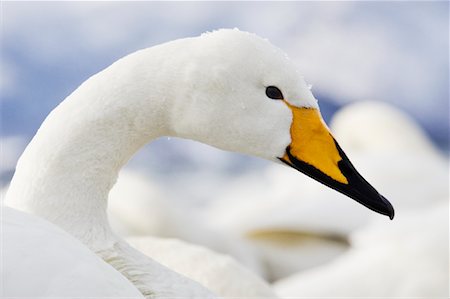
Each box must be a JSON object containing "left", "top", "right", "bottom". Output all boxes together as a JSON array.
[
  {"left": 5, "top": 29, "right": 394, "bottom": 297},
  {"left": 2, "top": 206, "right": 144, "bottom": 298}
]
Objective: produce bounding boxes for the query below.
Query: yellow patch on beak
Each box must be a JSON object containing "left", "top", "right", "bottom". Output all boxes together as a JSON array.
[{"left": 283, "top": 101, "right": 348, "bottom": 184}]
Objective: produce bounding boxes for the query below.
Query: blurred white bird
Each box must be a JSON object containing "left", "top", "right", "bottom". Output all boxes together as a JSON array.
[
  {"left": 273, "top": 200, "right": 449, "bottom": 298},
  {"left": 330, "top": 101, "right": 448, "bottom": 210},
  {"left": 127, "top": 236, "right": 277, "bottom": 297},
  {"left": 108, "top": 169, "right": 266, "bottom": 276}
]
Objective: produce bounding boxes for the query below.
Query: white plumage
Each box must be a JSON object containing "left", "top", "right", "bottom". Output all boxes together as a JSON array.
[{"left": 2, "top": 206, "right": 144, "bottom": 298}]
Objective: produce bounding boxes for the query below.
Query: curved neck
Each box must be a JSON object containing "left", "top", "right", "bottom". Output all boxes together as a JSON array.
[{"left": 6, "top": 48, "right": 175, "bottom": 249}]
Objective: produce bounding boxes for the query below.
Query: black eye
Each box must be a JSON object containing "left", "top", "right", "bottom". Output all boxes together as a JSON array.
[{"left": 265, "top": 86, "right": 284, "bottom": 100}]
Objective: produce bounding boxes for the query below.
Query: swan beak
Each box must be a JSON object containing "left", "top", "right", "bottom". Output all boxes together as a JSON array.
[{"left": 279, "top": 103, "right": 395, "bottom": 219}]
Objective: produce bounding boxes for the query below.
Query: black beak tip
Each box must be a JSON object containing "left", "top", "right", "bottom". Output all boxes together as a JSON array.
[
  {"left": 354, "top": 190, "right": 395, "bottom": 220},
  {"left": 380, "top": 195, "right": 395, "bottom": 220}
]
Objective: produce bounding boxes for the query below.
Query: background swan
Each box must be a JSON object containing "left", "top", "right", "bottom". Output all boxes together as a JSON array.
[
  {"left": 127, "top": 236, "right": 276, "bottom": 297},
  {"left": 274, "top": 201, "right": 448, "bottom": 298},
  {"left": 108, "top": 169, "right": 265, "bottom": 276}
]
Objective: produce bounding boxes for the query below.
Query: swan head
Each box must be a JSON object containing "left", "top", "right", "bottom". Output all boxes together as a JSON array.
[{"left": 170, "top": 29, "right": 394, "bottom": 219}]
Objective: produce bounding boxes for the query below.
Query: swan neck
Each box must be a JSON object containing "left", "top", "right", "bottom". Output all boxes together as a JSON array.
[{"left": 6, "top": 50, "right": 171, "bottom": 248}]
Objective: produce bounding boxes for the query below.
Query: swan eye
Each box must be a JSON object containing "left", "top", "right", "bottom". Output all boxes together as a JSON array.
[{"left": 265, "top": 86, "right": 284, "bottom": 100}]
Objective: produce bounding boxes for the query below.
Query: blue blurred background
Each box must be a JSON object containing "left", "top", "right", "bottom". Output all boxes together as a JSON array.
[
  {"left": 2, "top": 2, "right": 449, "bottom": 142},
  {"left": 2, "top": 1, "right": 449, "bottom": 200}
]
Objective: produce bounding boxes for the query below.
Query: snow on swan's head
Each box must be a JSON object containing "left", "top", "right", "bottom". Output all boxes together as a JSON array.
[{"left": 168, "top": 29, "right": 394, "bottom": 219}]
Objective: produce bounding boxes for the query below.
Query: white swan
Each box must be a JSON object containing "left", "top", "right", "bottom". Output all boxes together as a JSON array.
[{"left": 5, "top": 29, "right": 394, "bottom": 298}]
